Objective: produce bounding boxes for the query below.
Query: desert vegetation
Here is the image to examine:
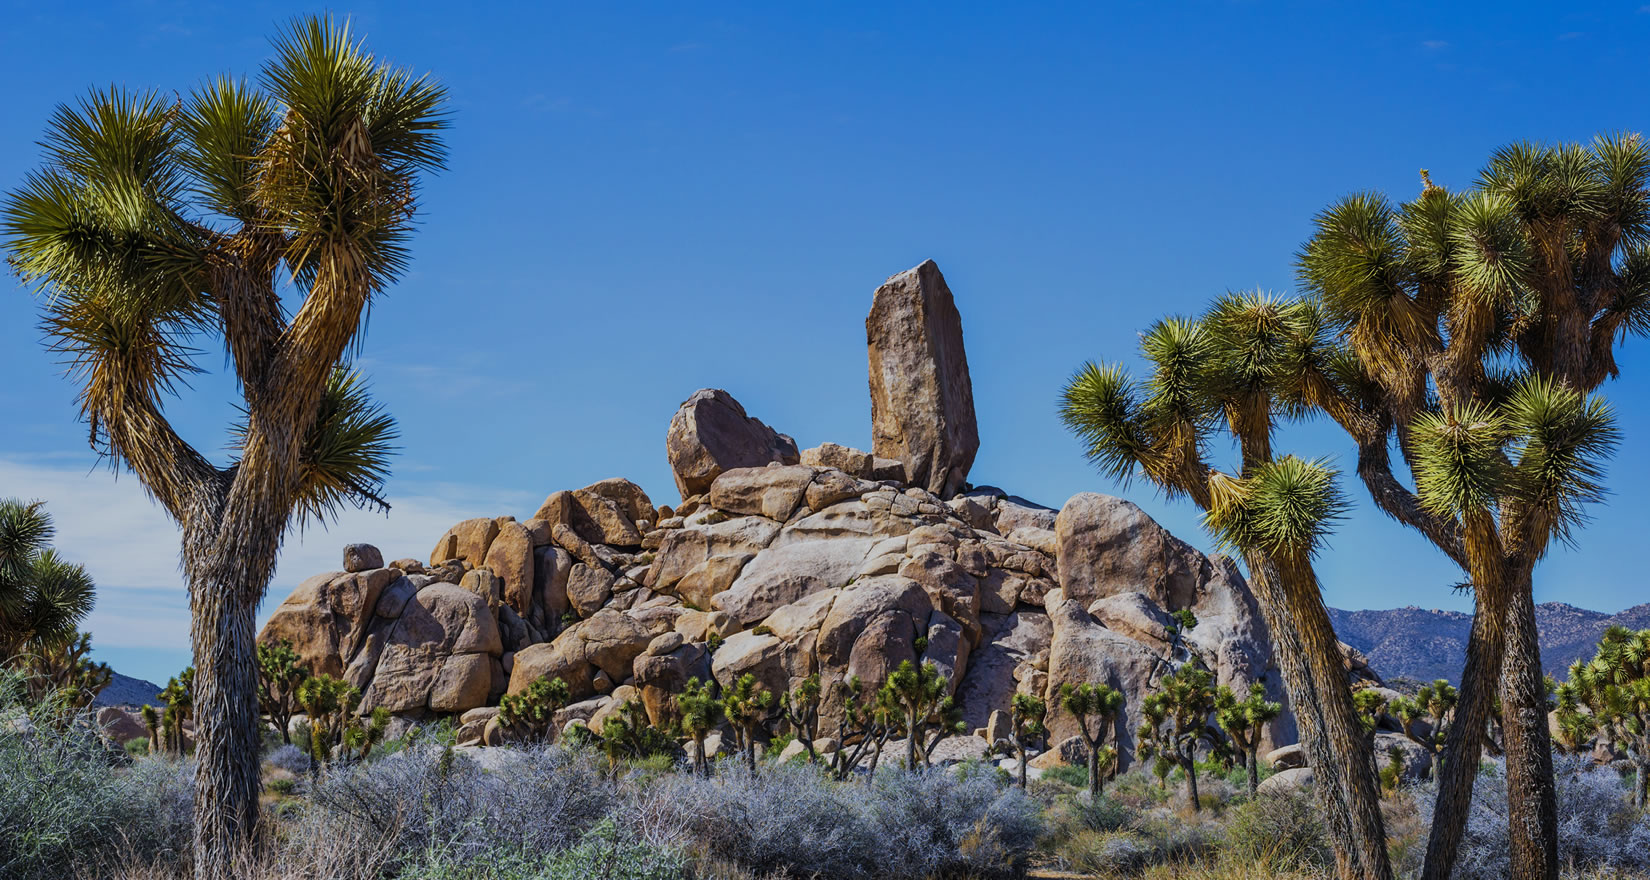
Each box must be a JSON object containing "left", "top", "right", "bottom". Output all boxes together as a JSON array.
[{"left": 8, "top": 659, "right": 1650, "bottom": 880}]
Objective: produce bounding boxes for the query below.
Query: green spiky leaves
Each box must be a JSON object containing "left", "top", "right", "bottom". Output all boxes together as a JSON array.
[
  {"left": 1409, "top": 377, "right": 1617, "bottom": 539},
  {"left": 1205, "top": 456, "right": 1348, "bottom": 559},
  {"left": 232, "top": 365, "right": 399, "bottom": 527}
]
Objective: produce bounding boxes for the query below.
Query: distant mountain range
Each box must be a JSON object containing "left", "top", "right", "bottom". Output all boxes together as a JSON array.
[
  {"left": 1329, "top": 602, "right": 1650, "bottom": 684},
  {"left": 93, "top": 670, "right": 163, "bottom": 708}
]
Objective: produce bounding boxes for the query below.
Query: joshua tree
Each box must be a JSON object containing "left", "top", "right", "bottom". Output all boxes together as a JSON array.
[
  {"left": 255, "top": 639, "right": 309, "bottom": 744},
  {"left": 296, "top": 673, "right": 356, "bottom": 767},
  {"left": 884, "top": 660, "right": 963, "bottom": 770},
  {"left": 1, "top": 18, "right": 446, "bottom": 876},
  {"left": 1293, "top": 141, "right": 1646, "bottom": 879},
  {"left": 157, "top": 668, "right": 195, "bottom": 756},
  {"left": 1215, "top": 682, "right": 1282, "bottom": 796},
  {"left": 1390, "top": 680, "right": 1457, "bottom": 781},
  {"left": 496, "top": 674, "right": 571, "bottom": 744},
  {"left": 597, "top": 699, "right": 675, "bottom": 773},
  {"left": 829, "top": 674, "right": 898, "bottom": 781},
  {"left": 1560, "top": 626, "right": 1650, "bottom": 809},
  {"left": 0, "top": 499, "right": 96, "bottom": 662},
  {"left": 1006, "top": 692, "right": 1046, "bottom": 789},
  {"left": 1057, "top": 682, "right": 1125, "bottom": 798},
  {"left": 778, "top": 674, "right": 824, "bottom": 763},
  {"left": 676, "top": 677, "right": 723, "bottom": 776},
  {"left": 1136, "top": 664, "right": 1219, "bottom": 811},
  {"left": 722, "top": 674, "right": 776, "bottom": 773},
  {"left": 1061, "top": 294, "right": 1392, "bottom": 878},
  {"left": 21, "top": 631, "right": 112, "bottom": 709}
]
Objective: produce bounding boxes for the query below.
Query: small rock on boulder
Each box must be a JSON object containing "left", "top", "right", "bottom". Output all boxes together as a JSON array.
[
  {"left": 667, "top": 389, "right": 799, "bottom": 499},
  {"left": 343, "top": 543, "right": 384, "bottom": 573}
]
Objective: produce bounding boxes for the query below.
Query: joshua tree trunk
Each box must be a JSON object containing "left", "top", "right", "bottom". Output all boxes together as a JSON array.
[
  {"left": 187, "top": 573, "right": 264, "bottom": 879},
  {"left": 1182, "top": 753, "right": 1200, "bottom": 811},
  {"left": 907, "top": 709, "right": 920, "bottom": 771},
  {"left": 693, "top": 735, "right": 706, "bottom": 777},
  {"left": 1501, "top": 581, "right": 1558, "bottom": 880},
  {"left": 1422, "top": 582, "right": 1509, "bottom": 880},
  {"left": 1635, "top": 762, "right": 1647, "bottom": 811},
  {"left": 1015, "top": 739, "right": 1029, "bottom": 789},
  {"left": 1248, "top": 556, "right": 1392, "bottom": 880},
  {"left": 1087, "top": 736, "right": 1103, "bottom": 800},
  {"left": 1247, "top": 744, "right": 1260, "bottom": 797}
]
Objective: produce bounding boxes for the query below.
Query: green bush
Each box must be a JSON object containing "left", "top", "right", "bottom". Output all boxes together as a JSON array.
[
  {"left": 1224, "top": 788, "right": 1331, "bottom": 869},
  {"left": 1040, "top": 763, "right": 1087, "bottom": 788}
]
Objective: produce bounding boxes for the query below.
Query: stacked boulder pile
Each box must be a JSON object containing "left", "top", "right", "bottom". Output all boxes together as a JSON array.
[{"left": 260, "top": 260, "right": 1331, "bottom": 768}]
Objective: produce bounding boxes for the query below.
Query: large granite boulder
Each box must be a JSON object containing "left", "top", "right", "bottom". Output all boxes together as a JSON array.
[
  {"left": 666, "top": 389, "right": 799, "bottom": 499},
  {"left": 867, "top": 260, "right": 978, "bottom": 498},
  {"left": 1055, "top": 493, "right": 1204, "bottom": 609}
]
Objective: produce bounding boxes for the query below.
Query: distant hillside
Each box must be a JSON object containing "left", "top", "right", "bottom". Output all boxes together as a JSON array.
[
  {"left": 1329, "top": 602, "right": 1650, "bottom": 684},
  {"left": 93, "top": 671, "right": 163, "bottom": 708}
]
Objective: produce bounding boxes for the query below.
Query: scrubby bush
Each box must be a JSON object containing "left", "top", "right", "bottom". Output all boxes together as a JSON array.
[
  {"left": 400, "top": 819, "right": 685, "bottom": 880},
  {"left": 1223, "top": 788, "right": 1330, "bottom": 869},
  {"left": 300, "top": 743, "right": 621, "bottom": 871},
  {"left": 865, "top": 762, "right": 1044, "bottom": 878},
  {"left": 1058, "top": 829, "right": 1154, "bottom": 875},
  {"left": 264, "top": 742, "right": 312, "bottom": 776},
  {"left": 653, "top": 760, "right": 876, "bottom": 877},
  {"left": 653, "top": 759, "right": 1041, "bottom": 879},
  {"left": 1412, "top": 756, "right": 1650, "bottom": 879}
]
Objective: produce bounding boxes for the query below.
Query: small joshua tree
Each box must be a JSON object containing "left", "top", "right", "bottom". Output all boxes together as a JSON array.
[
  {"left": 256, "top": 639, "right": 309, "bottom": 744},
  {"left": 141, "top": 704, "right": 161, "bottom": 754},
  {"left": 497, "top": 674, "right": 571, "bottom": 744},
  {"left": 1058, "top": 682, "right": 1125, "bottom": 799},
  {"left": 1216, "top": 682, "right": 1283, "bottom": 796},
  {"left": 830, "top": 675, "right": 898, "bottom": 781},
  {"left": 677, "top": 677, "right": 723, "bottom": 776},
  {"left": 722, "top": 674, "right": 776, "bottom": 774},
  {"left": 156, "top": 668, "right": 195, "bottom": 756},
  {"left": 1560, "top": 626, "right": 1650, "bottom": 809},
  {"left": 24, "top": 632, "right": 111, "bottom": 709},
  {"left": 295, "top": 673, "right": 384, "bottom": 767},
  {"left": 778, "top": 674, "right": 824, "bottom": 763},
  {"left": 1006, "top": 692, "right": 1046, "bottom": 789},
  {"left": 1390, "top": 680, "right": 1457, "bottom": 782},
  {"left": 884, "top": 660, "right": 964, "bottom": 770},
  {"left": 1137, "top": 664, "right": 1218, "bottom": 811},
  {"left": 597, "top": 699, "right": 675, "bottom": 773}
]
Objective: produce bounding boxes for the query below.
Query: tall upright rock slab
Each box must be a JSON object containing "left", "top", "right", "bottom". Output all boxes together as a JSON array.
[{"left": 867, "top": 260, "right": 979, "bottom": 498}]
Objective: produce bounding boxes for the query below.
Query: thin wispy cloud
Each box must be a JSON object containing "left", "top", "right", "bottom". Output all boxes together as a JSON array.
[
  {"left": 0, "top": 455, "right": 527, "bottom": 659},
  {"left": 1421, "top": 39, "right": 1449, "bottom": 50}
]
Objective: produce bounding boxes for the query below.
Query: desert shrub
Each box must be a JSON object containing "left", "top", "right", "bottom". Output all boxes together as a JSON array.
[
  {"left": 1224, "top": 788, "right": 1330, "bottom": 869},
  {"left": 1041, "top": 763, "right": 1089, "bottom": 789},
  {"left": 1047, "top": 792, "right": 1139, "bottom": 838},
  {"left": 653, "top": 760, "right": 876, "bottom": 877},
  {"left": 1412, "top": 755, "right": 1650, "bottom": 879},
  {"left": 0, "top": 669, "right": 195, "bottom": 880},
  {"left": 265, "top": 742, "right": 311, "bottom": 776},
  {"left": 400, "top": 819, "right": 685, "bottom": 880},
  {"left": 653, "top": 761, "right": 1041, "bottom": 879},
  {"left": 1058, "top": 829, "right": 1154, "bottom": 875},
  {"left": 863, "top": 763, "right": 1045, "bottom": 879},
  {"left": 298, "top": 743, "right": 620, "bottom": 872},
  {"left": 1128, "top": 810, "right": 1224, "bottom": 865}
]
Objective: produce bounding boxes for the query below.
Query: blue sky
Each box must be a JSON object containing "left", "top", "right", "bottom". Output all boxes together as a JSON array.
[{"left": 3, "top": 1, "right": 1648, "bottom": 685}]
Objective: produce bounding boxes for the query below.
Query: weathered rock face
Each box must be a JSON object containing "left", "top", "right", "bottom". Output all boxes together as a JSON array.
[
  {"left": 257, "top": 261, "right": 1314, "bottom": 764},
  {"left": 867, "top": 260, "right": 978, "bottom": 499},
  {"left": 666, "top": 389, "right": 799, "bottom": 499}
]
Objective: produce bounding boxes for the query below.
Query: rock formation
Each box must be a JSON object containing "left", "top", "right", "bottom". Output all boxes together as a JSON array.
[
  {"left": 257, "top": 260, "right": 1331, "bottom": 766},
  {"left": 867, "top": 260, "right": 978, "bottom": 499}
]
